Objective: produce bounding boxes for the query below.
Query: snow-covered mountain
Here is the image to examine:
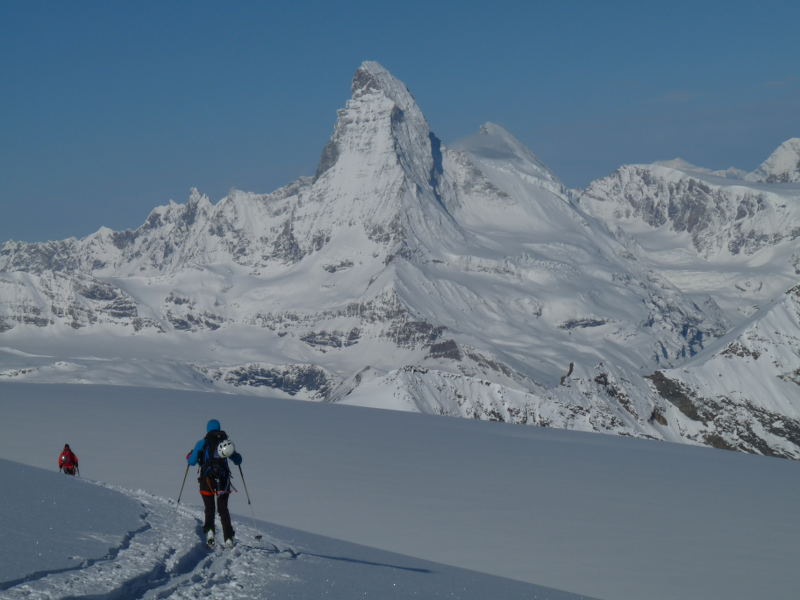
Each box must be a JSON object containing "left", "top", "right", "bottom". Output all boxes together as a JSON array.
[
  {"left": 746, "top": 137, "right": 800, "bottom": 183},
  {"left": 577, "top": 145, "right": 800, "bottom": 456},
  {"left": 1, "top": 62, "right": 799, "bottom": 458},
  {"left": 581, "top": 158, "right": 800, "bottom": 260},
  {"left": 644, "top": 284, "right": 800, "bottom": 456}
]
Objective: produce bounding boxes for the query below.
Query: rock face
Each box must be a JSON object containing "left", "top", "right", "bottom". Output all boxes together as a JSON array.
[{"left": 2, "top": 62, "right": 799, "bottom": 459}]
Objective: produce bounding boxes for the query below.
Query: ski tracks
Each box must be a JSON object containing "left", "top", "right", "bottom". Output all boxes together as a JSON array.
[{"left": 4, "top": 486, "right": 297, "bottom": 600}]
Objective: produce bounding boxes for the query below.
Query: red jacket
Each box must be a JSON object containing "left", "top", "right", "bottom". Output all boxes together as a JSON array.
[{"left": 58, "top": 449, "right": 78, "bottom": 469}]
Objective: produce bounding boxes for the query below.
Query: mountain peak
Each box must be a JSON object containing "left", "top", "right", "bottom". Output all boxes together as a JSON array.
[
  {"left": 315, "top": 62, "right": 435, "bottom": 183},
  {"left": 351, "top": 61, "right": 418, "bottom": 113},
  {"left": 455, "top": 122, "right": 531, "bottom": 160},
  {"left": 652, "top": 157, "right": 701, "bottom": 170},
  {"left": 478, "top": 122, "right": 513, "bottom": 137},
  {"left": 452, "top": 122, "right": 562, "bottom": 188},
  {"left": 311, "top": 62, "right": 453, "bottom": 249},
  {"left": 747, "top": 137, "right": 800, "bottom": 183}
]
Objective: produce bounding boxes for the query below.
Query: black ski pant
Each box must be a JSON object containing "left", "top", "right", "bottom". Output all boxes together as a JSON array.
[{"left": 202, "top": 493, "right": 235, "bottom": 540}]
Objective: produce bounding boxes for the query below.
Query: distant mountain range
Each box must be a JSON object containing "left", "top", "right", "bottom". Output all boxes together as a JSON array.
[{"left": 2, "top": 61, "right": 799, "bottom": 458}]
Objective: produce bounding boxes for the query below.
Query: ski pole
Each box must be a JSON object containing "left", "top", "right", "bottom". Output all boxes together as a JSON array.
[
  {"left": 237, "top": 465, "right": 262, "bottom": 540},
  {"left": 177, "top": 464, "right": 189, "bottom": 504},
  {"left": 238, "top": 465, "right": 253, "bottom": 505}
]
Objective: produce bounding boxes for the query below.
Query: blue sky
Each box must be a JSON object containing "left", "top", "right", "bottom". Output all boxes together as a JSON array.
[{"left": 2, "top": 0, "right": 798, "bottom": 242}]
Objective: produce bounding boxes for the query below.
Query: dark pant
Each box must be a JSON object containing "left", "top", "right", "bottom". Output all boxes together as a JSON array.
[{"left": 202, "top": 493, "right": 234, "bottom": 540}]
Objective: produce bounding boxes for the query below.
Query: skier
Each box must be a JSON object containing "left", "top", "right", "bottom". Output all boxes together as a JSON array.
[
  {"left": 187, "top": 419, "right": 243, "bottom": 548},
  {"left": 58, "top": 444, "right": 79, "bottom": 475}
]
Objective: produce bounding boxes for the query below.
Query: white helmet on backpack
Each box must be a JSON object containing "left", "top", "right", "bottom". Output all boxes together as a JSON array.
[{"left": 217, "top": 439, "right": 235, "bottom": 458}]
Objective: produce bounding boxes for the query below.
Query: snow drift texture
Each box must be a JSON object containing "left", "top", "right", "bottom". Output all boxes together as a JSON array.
[{"left": 1, "top": 61, "right": 799, "bottom": 458}]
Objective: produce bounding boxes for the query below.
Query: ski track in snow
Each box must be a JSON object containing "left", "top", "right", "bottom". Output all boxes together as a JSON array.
[{"left": 3, "top": 486, "right": 299, "bottom": 600}]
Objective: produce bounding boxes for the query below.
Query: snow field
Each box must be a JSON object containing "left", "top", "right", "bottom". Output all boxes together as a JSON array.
[
  {"left": 3, "top": 381, "right": 799, "bottom": 600},
  {"left": 3, "top": 459, "right": 579, "bottom": 600}
]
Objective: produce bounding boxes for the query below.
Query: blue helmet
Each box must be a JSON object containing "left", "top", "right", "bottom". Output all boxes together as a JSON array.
[{"left": 206, "top": 419, "right": 221, "bottom": 432}]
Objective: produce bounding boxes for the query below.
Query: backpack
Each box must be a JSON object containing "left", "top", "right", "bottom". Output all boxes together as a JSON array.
[
  {"left": 61, "top": 451, "right": 74, "bottom": 466},
  {"left": 60, "top": 450, "right": 77, "bottom": 475},
  {"left": 198, "top": 429, "right": 230, "bottom": 480}
]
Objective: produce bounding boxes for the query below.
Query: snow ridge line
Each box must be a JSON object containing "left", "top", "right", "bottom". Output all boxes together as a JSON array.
[
  {"left": 0, "top": 521, "right": 152, "bottom": 592},
  {"left": 3, "top": 479, "right": 300, "bottom": 600},
  {"left": 2, "top": 490, "right": 185, "bottom": 599}
]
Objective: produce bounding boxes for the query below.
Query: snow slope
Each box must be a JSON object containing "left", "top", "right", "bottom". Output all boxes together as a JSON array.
[
  {"left": 2, "top": 460, "right": 563, "bottom": 600},
  {"left": 3, "top": 382, "right": 798, "bottom": 600},
  {"left": 0, "top": 459, "right": 143, "bottom": 584}
]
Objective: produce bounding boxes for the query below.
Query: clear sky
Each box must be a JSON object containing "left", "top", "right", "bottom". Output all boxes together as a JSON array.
[{"left": 2, "top": 0, "right": 798, "bottom": 243}]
